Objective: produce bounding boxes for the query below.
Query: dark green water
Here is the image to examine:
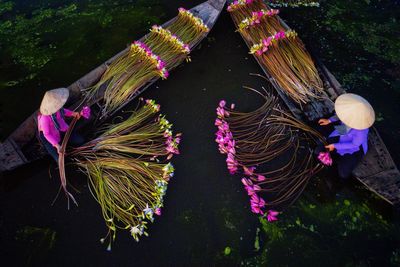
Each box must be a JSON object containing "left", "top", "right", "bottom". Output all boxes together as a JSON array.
[{"left": 1, "top": 0, "right": 399, "bottom": 266}]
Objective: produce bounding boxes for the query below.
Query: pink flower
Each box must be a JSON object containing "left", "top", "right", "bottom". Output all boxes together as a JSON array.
[
  {"left": 245, "top": 184, "right": 261, "bottom": 196},
  {"left": 80, "top": 106, "right": 91, "bottom": 119},
  {"left": 218, "top": 122, "right": 229, "bottom": 132},
  {"left": 267, "top": 210, "right": 279, "bottom": 222},
  {"left": 183, "top": 44, "right": 190, "bottom": 52},
  {"left": 241, "top": 178, "right": 252, "bottom": 186},
  {"left": 257, "top": 175, "right": 266, "bottom": 182},
  {"left": 249, "top": 194, "right": 266, "bottom": 215},
  {"left": 227, "top": 146, "right": 236, "bottom": 155},
  {"left": 215, "top": 119, "right": 223, "bottom": 126},
  {"left": 219, "top": 100, "right": 226, "bottom": 108},
  {"left": 243, "top": 166, "right": 256, "bottom": 176},
  {"left": 155, "top": 208, "right": 162, "bottom": 216},
  {"left": 251, "top": 205, "right": 262, "bottom": 214},
  {"left": 318, "top": 152, "right": 333, "bottom": 166},
  {"left": 231, "top": 103, "right": 235, "bottom": 109},
  {"left": 263, "top": 37, "right": 272, "bottom": 48},
  {"left": 216, "top": 107, "right": 225, "bottom": 118},
  {"left": 275, "top": 31, "right": 286, "bottom": 40},
  {"left": 163, "top": 69, "right": 169, "bottom": 79},
  {"left": 175, "top": 137, "right": 181, "bottom": 144},
  {"left": 215, "top": 134, "right": 224, "bottom": 144}
]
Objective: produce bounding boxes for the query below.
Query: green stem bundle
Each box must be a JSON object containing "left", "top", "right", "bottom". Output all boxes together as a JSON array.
[
  {"left": 84, "top": 8, "right": 209, "bottom": 118},
  {"left": 71, "top": 100, "right": 180, "bottom": 246}
]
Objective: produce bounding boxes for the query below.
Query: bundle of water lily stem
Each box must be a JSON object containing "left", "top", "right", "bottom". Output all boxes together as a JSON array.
[
  {"left": 215, "top": 88, "right": 326, "bottom": 220},
  {"left": 62, "top": 99, "right": 180, "bottom": 249},
  {"left": 267, "top": 0, "right": 319, "bottom": 8},
  {"left": 85, "top": 7, "right": 209, "bottom": 117},
  {"left": 228, "top": 0, "right": 323, "bottom": 104}
]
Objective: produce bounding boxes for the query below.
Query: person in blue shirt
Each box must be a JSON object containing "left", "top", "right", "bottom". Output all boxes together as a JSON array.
[{"left": 318, "top": 93, "right": 375, "bottom": 179}]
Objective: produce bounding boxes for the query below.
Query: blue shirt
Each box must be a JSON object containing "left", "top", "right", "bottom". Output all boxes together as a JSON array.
[{"left": 329, "top": 116, "right": 369, "bottom": 156}]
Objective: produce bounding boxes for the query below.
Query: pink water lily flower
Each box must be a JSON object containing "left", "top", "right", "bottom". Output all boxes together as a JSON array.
[
  {"left": 216, "top": 107, "right": 226, "bottom": 118},
  {"left": 275, "top": 31, "right": 286, "bottom": 40},
  {"left": 215, "top": 133, "right": 224, "bottom": 143},
  {"left": 175, "top": 136, "right": 181, "bottom": 144},
  {"left": 257, "top": 175, "right": 266, "bottom": 181},
  {"left": 227, "top": 146, "right": 236, "bottom": 155},
  {"left": 250, "top": 194, "right": 266, "bottom": 214},
  {"left": 246, "top": 184, "right": 261, "bottom": 196},
  {"left": 218, "top": 122, "right": 229, "bottom": 132},
  {"left": 215, "top": 118, "right": 223, "bottom": 126},
  {"left": 243, "top": 166, "right": 256, "bottom": 176},
  {"left": 267, "top": 210, "right": 279, "bottom": 222},
  {"left": 318, "top": 151, "right": 333, "bottom": 166},
  {"left": 80, "top": 106, "right": 91, "bottom": 119},
  {"left": 241, "top": 178, "right": 252, "bottom": 187},
  {"left": 154, "top": 208, "right": 162, "bottom": 216}
]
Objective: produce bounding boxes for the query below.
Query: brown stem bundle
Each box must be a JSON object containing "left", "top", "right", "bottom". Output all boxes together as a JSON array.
[
  {"left": 223, "top": 89, "right": 325, "bottom": 207},
  {"left": 229, "top": 0, "right": 324, "bottom": 104}
]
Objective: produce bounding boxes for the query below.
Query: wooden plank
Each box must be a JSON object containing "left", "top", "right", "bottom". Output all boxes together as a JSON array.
[
  {"left": 354, "top": 128, "right": 398, "bottom": 177},
  {"left": 356, "top": 169, "right": 400, "bottom": 206},
  {"left": 0, "top": 139, "right": 27, "bottom": 172}
]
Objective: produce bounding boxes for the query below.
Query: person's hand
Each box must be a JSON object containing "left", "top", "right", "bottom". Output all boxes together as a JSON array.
[
  {"left": 318, "top": 118, "right": 331, "bottom": 126},
  {"left": 55, "top": 144, "right": 61, "bottom": 154},
  {"left": 325, "top": 144, "right": 335, "bottom": 152},
  {"left": 73, "top": 111, "right": 81, "bottom": 118}
]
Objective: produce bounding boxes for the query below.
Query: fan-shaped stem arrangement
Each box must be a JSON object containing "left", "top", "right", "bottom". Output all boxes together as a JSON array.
[
  {"left": 228, "top": 0, "right": 324, "bottom": 104},
  {"left": 85, "top": 7, "right": 209, "bottom": 117},
  {"left": 71, "top": 99, "right": 181, "bottom": 247},
  {"left": 214, "top": 89, "right": 325, "bottom": 220}
]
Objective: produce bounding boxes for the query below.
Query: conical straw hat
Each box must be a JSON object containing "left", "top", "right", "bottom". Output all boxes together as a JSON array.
[
  {"left": 335, "top": 93, "right": 375, "bottom": 130},
  {"left": 39, "top": 88, "right": 69, "bottom": 115}
]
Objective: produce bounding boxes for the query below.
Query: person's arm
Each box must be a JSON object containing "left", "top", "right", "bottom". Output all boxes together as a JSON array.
[
  {"left": 40, "top": 116, "right": 60, "bottom": 148},
  {"left": 333, "top": 130, "right": 365, "bottom": 151},
  {"left": 328, "top": 115, "right": 339, "bottom": 123},
  {"left": 63, "top": 108, "right": 79, "bottom": 118}
]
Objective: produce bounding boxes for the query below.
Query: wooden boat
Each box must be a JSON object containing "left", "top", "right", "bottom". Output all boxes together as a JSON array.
[
  {"left": 0, "top": 0, "right": 226, "bottom": 172},
  {"left": 227, "top": 0, "right": 400, "bottom": 207}
]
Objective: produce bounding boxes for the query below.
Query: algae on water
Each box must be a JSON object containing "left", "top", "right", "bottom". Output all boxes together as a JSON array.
[{"left": 15, "top": 226, "right": 57, "bottom": 265}]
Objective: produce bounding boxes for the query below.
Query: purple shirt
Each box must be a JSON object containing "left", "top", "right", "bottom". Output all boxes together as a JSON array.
[
  {"left": 38, "top": 108, "right": 75, "bottom": 147},
  {"left": 329, "top": 116, "right": 369, "bottom": 156}
]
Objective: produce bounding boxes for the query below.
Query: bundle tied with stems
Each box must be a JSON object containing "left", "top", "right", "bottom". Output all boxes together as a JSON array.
[
  {"left": 215, "top": 87, "right": 326, "bottom": 221},
  {"left": 70, "top": 99, "right": 181, "bottom": 249},
  {"left": 228, "top": 0, "right": 324, "bottom": 104},
  {"left": 84, "top": 7, "right": 209, "bottom": 118}
]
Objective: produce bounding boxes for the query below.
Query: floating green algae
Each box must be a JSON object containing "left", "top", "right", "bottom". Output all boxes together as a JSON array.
[
  {"left": 0, "top": 0, "right": 165, "bottom": 86},
  {"left": 15, "top": 226, "right": 57, "bottom": 265},
  {"left": 242, "top": 192, "right": 399, "bottom": 266}
]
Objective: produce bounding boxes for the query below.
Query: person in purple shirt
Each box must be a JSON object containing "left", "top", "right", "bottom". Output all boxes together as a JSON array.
[
  {"left": 37, "top": 88, "right": 89, "bottom": 162},
  {"left": 317, "top": 93, "right": 375, "bottom": 179}
]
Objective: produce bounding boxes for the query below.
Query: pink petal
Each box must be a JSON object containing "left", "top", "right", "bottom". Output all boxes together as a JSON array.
[{"left": 257, "top": 175, "right": 266, "bottom": 181}]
